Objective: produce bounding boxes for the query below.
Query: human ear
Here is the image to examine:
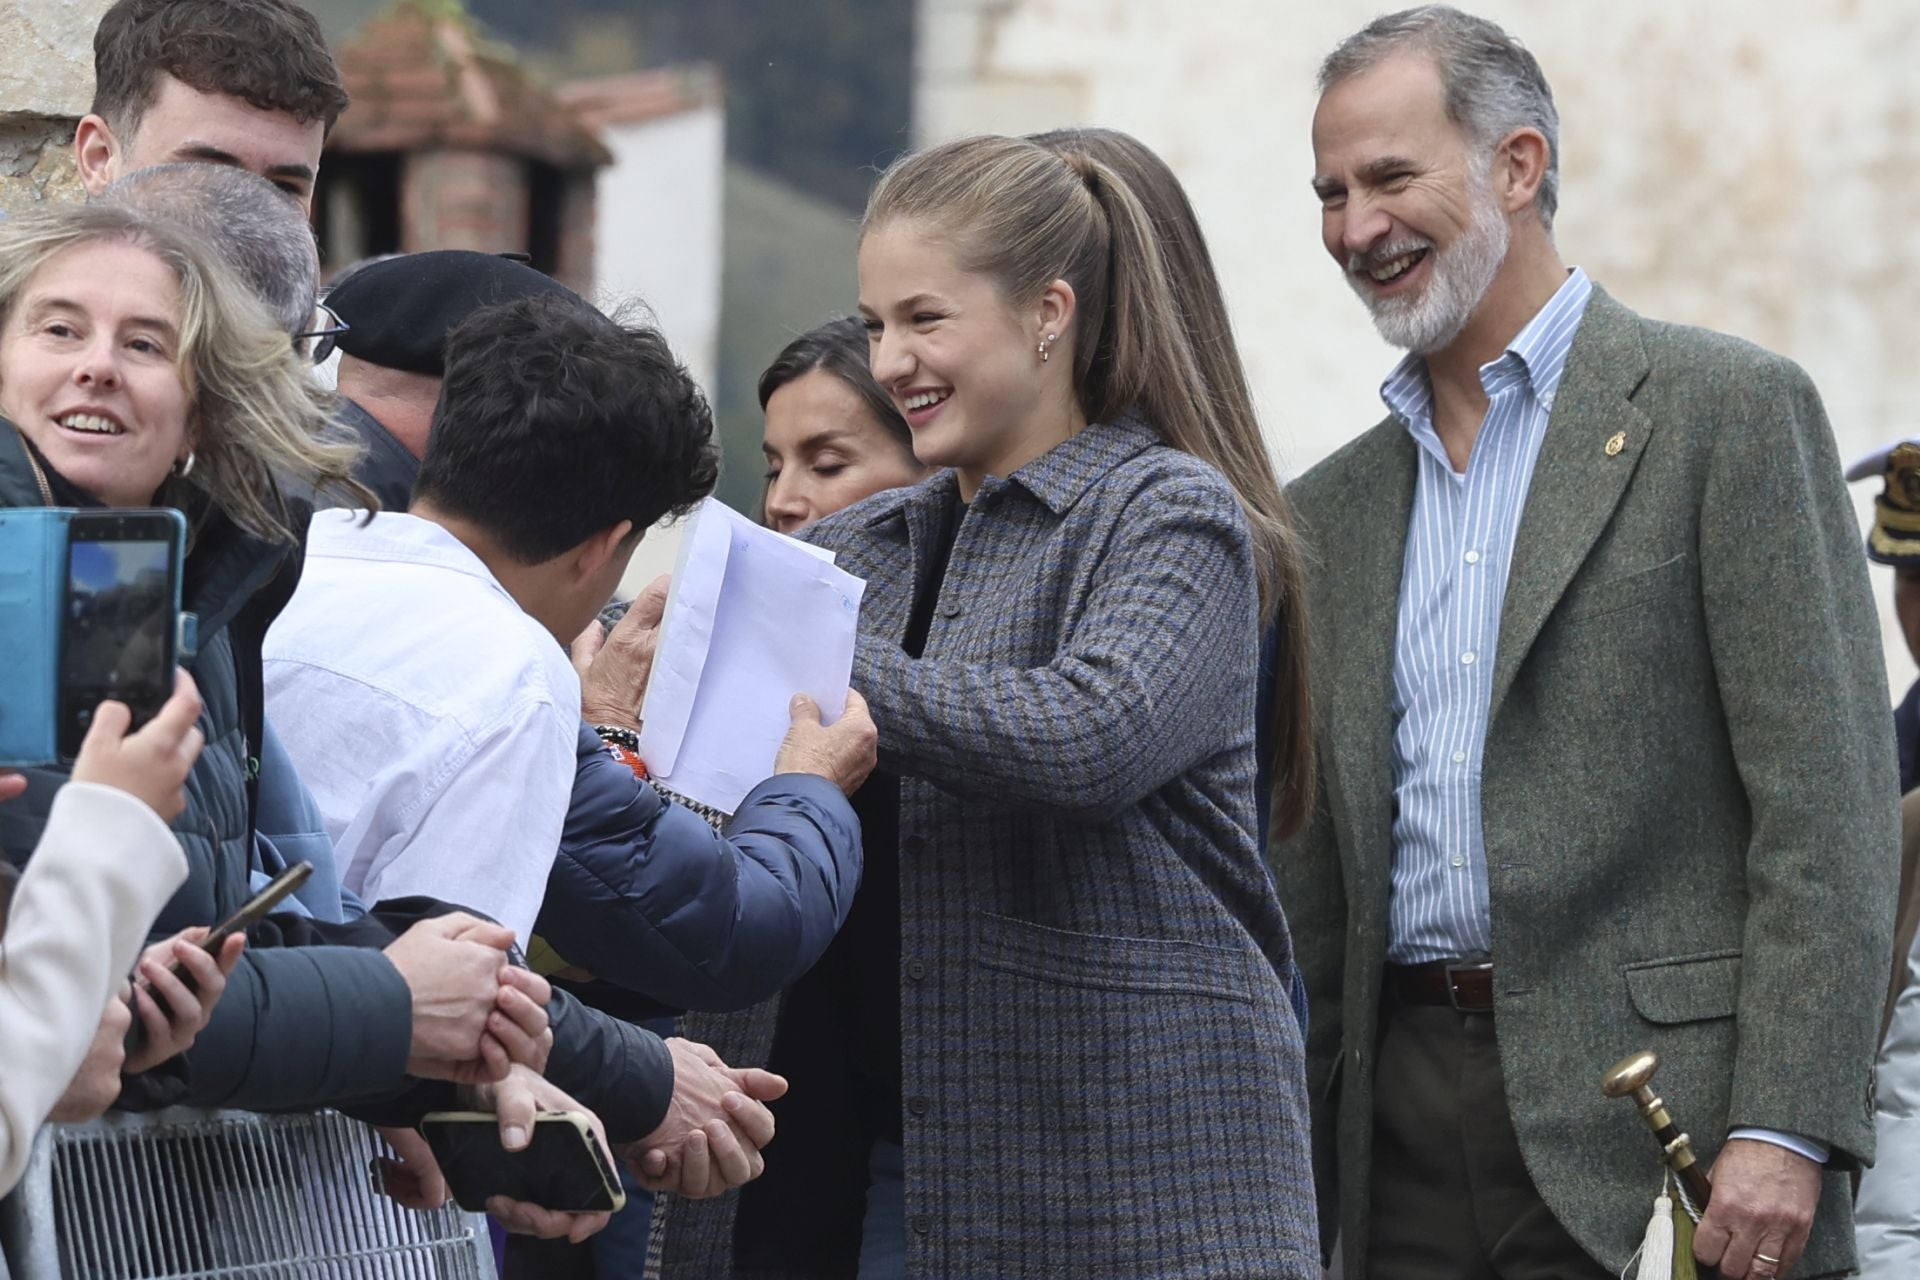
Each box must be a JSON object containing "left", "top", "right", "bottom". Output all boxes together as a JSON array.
[
  {"left": 1034, "top": 279, "right": 1078, "bottom": 363},
  {"left": 73, "top": 116, "right": 122, "bottom": 197},
  {"left": 578, "top": 520, "right": 638, "bottom": 582},
  {"left": 1498, "top": 128, "right": 1551, "bottom": 216}
]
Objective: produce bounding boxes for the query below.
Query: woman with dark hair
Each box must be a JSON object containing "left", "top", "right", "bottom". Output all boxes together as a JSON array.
[{"left": 759, "top": 316, "right": 927, "bottom": 534}]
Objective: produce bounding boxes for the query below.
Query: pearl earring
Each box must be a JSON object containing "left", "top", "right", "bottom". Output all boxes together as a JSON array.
[{"left": 1038, "top": 332, "right": 1057, "bottom": 363}]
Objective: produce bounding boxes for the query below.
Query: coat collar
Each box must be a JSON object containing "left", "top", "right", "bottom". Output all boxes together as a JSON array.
[
  {"left": 1005, "top": 408, "right": 1161, "bottom": 515},
  {"left": 1486, "top": 285, "right": 1654, "bottom": 723},
  {"left": 860, "top": 408, "right": 1163, "bottom": 528}
]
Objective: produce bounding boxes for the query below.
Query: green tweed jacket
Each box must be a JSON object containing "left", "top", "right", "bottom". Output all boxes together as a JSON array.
[{"left": 1276, "top": 287, "right": 1899, "bottom": 1278}]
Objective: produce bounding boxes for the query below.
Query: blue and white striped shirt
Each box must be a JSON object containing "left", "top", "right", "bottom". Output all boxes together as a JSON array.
[{"left": 1384, "top": 267, "right": 1593, "bottom": 965}]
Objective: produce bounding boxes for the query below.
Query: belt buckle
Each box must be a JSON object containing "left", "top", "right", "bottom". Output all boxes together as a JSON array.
[{"left": 1443, "top": 960, "right": 1493, "bottom": 1012}]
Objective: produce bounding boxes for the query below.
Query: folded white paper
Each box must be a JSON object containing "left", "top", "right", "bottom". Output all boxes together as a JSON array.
[{"left": 639, "top": 498, "right": 866, "bottom": 813}]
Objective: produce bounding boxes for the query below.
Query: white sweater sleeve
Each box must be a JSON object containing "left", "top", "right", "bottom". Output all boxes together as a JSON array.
[{"left": 0, "top": 783, "right": 188, "bottom": 1195}]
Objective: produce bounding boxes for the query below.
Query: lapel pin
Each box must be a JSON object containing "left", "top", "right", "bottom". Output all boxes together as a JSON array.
[{"left": 1604, "top": 431, "right": 1626, "bottom": 458}]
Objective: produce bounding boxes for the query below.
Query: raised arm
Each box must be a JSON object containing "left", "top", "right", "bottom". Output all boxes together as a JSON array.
[{"left": 855, "top": 476, "right": 1257, "bottom": 822}]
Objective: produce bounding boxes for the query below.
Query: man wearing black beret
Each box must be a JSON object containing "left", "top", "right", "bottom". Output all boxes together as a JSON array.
[{"left": 322, "top": 250, "right": 580, "bottom": 512}]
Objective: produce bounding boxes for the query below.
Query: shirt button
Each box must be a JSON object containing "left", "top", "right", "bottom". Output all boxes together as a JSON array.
[
  {"left": 1461, "top": 651, "right": 1476, "bottom": 666},
  {"left": 1451, "top": 750, "right": 1467, "bottom": 764},
  {"left": 910, "top": 1215, "right": 931, "bottom": 1236},
  {"left": 1464, "top": 549, "right": 1481, "bottom": 564},
  {"left": 907, "top": 960, "right": 927, "bottom": 982},
  {"left": 1450, "top": 854, "right": 1466, "bottom": 868},
  {"left": 908, "top": 1096, "right": 930, "bottom": 1117}
]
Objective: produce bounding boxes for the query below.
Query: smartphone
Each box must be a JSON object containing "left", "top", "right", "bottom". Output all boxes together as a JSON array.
[
  {"left": 200, "top": 862, "right": 313, "bottom": 953},
  {"left": 125, "top": 862, "right": 312, "bottom": 1052},
  {"left": 417, "top": 1112, "right": 627, "bottom": 1214},
  {"left": 0, "top": 507, "right": 186, "bottom": 767},
  {"left": 57, "top": 510, "right": 186, "bottom": 759}
]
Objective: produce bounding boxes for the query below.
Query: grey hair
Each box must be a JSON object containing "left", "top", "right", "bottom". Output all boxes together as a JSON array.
[
  {"left": 100, "top": 163, "right": 319, "bottom": 336},
  {"left": 1319, "top": 5, "right": 1560, "bottom": 228}
]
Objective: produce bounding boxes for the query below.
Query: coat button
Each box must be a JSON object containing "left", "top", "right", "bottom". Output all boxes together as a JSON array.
[
  {"left": 907, "top": 1096, "right": 929, "bottom": 1117},
  {"left": 906, "top": 960, "right": 927, "bottom": 981},
  {"left": 938, "top": 601, "right": 962, "bottom": 618},
  {"left": 910, "top": 1215, "right": 931, "bottom": 1235}
]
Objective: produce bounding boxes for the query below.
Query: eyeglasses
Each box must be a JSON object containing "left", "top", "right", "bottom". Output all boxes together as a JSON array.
[{"left": 294, "top": 302, "right": 350, "bottom": 366}]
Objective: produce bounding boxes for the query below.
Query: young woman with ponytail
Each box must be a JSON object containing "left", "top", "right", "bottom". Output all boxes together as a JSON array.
[{"left": 727, "top": 134, "right": 1319, "bottom": 1279}]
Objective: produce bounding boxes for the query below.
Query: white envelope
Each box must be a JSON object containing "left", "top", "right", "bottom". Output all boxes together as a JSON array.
[{"left": 639, "top": 498, "right": 866, "bottom": 813}]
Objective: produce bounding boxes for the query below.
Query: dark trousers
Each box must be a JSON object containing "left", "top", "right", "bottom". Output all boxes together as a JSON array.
[{"left": 1367, "top": 1000, "right": 1612, "bottom": 1280}]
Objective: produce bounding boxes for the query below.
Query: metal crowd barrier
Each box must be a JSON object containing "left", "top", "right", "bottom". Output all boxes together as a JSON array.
[{"left": 0, "top": 1108, "right": 497, "bottom": 1279}]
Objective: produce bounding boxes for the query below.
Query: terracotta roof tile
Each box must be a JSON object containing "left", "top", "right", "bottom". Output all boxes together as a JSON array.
[
  {"left": 555, "top": 65, "right": 724, "bottom": 131},
  {"left": 330, "top": 2, "right": 611, "bottom": 170}
]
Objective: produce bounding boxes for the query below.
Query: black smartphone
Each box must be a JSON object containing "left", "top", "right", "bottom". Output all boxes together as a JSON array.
[
  {"left": 57, "top": 510, "right": 185, "bottom": 760},
  {"left": 417, "top": 1112, "right": 627, "bottom": 1214},
  {"left": 125, "top": 862, "right": 312, "bottom": 1053},
  {"left": 192, "top": 862, "right": 313, "bottom": 963}
]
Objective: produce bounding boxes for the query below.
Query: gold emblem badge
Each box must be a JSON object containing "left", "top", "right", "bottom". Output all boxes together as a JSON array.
[{"left": 1604, "top": 431, "right": 1626, "bottom": 458}]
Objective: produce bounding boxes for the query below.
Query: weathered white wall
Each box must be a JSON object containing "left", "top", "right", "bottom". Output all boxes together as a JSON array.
[
  {"left": 0, "top": 0, "right": 110, "bottom": 214},
  {"left": 588, "top": 106, "right": 726, "bottom": 600},
  {"left": 591, "top": 106, "right": 726, "bottom": 397},
  {"left": 917, "top": 0, "right": 1920, "bottom": 693}
]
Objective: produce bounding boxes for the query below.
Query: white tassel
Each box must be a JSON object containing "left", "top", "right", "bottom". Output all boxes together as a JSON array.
[{"left": 1628, "top": 1190, "right": 1675, "bottom": 1280}]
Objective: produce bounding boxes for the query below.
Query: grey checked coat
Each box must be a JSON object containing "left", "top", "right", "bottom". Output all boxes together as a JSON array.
[
  {"left": 781, "top": 411, "right": 1319, "bottom": 1278},
  {"left": 1277, "top": 289, "right": 1899, "bottom": 1279}
]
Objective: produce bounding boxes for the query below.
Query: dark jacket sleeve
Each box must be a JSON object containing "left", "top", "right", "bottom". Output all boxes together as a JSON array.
[
  {"left": 538, "top": 989, "right": 675, "bottom": 1143},
  {"left": 340, "top": 991, "right": 677, "bottom": 1142},
  {"left": 536, "top": 724, "right": 862, "bottom": 1012},
  {"left": 156, "top": 944, "right": 414, "bottom": 1112}
]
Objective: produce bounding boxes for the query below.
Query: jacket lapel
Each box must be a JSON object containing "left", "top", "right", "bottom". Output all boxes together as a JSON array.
[
  {"left": 863, "top": 473, "right": 959, "bottom": 647},
  {"left": 1488, "top": 288, "right": 1654, "bottom": 723},
  {"left": 1326, "top": 425, "right": 1419, "bottom": 881}
]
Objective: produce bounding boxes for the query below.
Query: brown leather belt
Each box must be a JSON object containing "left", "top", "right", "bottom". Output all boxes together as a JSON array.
[{"left": 1387, "top": 960, "right": 1496, "bottom": 1012}]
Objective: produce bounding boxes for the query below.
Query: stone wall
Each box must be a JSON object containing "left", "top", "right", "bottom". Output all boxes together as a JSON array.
[
  {"left": 917, "top": 0, "right": 1920, "bottom": 692},
  {"left": 0, "top": 0, "right": 110, "bottom": 215}
]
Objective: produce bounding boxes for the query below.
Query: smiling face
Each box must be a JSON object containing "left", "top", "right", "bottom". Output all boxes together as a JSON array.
[
  {"left": 0, "top": 240, "right": 194, "bottom": 507},
  {"left": 1312, "top": 51, "right": 1511, "bottom": 355},
  {"left": 78, "top": 75, "right": 325, "bottom": 213},
  {"left": 761, "top": 368, "right": 925, "bottom": 534},
  {"left": 858, "top": 218, "right": 1075, "bottom": 496}
]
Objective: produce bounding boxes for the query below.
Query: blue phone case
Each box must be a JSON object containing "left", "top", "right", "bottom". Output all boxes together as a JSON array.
[{"left": 0, "top": 508, "right": 188, "bottom": 767}]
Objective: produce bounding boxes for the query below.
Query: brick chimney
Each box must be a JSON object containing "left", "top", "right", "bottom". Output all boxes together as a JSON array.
[{"left": 319, "top": 0, "right": 610, "bottom": 291}]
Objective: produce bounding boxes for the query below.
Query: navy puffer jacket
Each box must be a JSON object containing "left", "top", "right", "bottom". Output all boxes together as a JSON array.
[{"left": 538, "top": 723, "right": 862, "bottom": 1017}]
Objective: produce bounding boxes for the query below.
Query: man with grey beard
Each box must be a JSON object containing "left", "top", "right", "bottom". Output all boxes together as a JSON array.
[{"left": 1276, "top": 7, "right": 1894, "bottom": 1280}]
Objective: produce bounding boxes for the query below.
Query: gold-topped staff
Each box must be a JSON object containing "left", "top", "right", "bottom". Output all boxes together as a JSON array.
[{"left": 1603, "top": 1050, "right": 1713, "bottom": 1213}]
